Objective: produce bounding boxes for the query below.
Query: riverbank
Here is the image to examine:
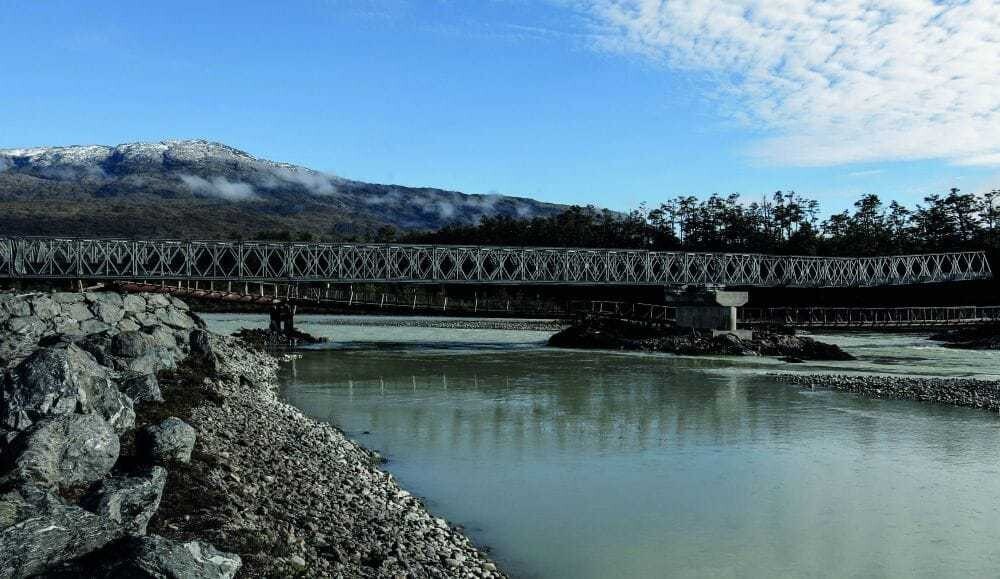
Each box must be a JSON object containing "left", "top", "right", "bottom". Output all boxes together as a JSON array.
[
  {"left": 0, "top": 291, "right": 502, "bottom": 577},
  {"left": 772, "top": 373, "right": 1000, "bottom": 412},
  {"left": 549, "top": 318, "right": 854, "bottom": 360},
  {"left": 929, "top": 325, "right": 1000, "bottom": 350}
]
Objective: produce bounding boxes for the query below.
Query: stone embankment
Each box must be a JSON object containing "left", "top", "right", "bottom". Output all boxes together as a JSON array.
[
  {"left": 772, "top": 373, "right": 1000, "bottom": 412},
  {"left": 549, "top": 318, "right": 854, "bottom": 361},
  {"left": 0, "top": 290, "right": 503, "bottom": 578}
]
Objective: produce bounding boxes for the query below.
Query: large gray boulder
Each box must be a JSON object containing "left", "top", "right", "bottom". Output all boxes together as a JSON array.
[
  {"left": 187, "top": 330, "right": 218, "bottom": 375},
  {"left": 98, "top": 535, "right": 242, "bottom": 579},
  {"left": 0, "top": 486, "right": 125, "bottom": 579},
  {"left": 92, "top": 302, "right": 125, "bottom": 325},
  {"left": 29, "top": 295, "right": 61, "bottom": 321},
  {"left": 155, "top": 308, "right": 194, "bottom": 331},
  {"left": 137, "top": 418, "right": 196, "bottom": 464},
  {"left": 0, "top": 343, "right": 134, "bottom": 433},
  {"left": 81, "top": 467, "right": 167, "bottom": 536},
  {"left": 120, "top": 374, "right": 163, "bottom": 405},
  {"left": 3, "top": 413, "right": 119, "bottom": 488},
  {"left": 109, "top": 332, "right": 153, "bottom": 359},
  {"left": 66, "top": 302, "right": 94, "bottom": 322},
  {"left": 122, "top": 294, "right": 147, "bottom": 314}
]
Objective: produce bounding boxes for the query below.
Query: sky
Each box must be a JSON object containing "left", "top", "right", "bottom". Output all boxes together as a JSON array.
[{"left": 2, "top": 0, "right": 1000, "bottom": 214}]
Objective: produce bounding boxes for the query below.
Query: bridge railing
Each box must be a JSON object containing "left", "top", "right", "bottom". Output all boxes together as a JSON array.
[
  {"left": 739, "top": 306, "right": 1000, "bottom": 327},
  {"left": 0, "top": 237, "right": 992, "bottom": 288}
]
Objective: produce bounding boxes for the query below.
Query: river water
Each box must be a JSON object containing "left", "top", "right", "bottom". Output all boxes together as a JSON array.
[{"left": 205, "top": 315, "right": 1000, "bottom": 578}]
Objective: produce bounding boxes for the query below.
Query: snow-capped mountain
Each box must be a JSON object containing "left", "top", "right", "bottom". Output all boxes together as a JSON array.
[{"left": 0, "top": 140, "right": 562, "bottom": 238}]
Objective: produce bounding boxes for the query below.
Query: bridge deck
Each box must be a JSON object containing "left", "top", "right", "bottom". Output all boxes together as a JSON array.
[{"left": 0, "top": 237, "right": 991, "bottom": 288}]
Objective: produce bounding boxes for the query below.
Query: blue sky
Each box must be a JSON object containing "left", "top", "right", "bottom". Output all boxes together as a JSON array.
[{"left": 2, "top": 0, "right": 999, "bottom": 214}]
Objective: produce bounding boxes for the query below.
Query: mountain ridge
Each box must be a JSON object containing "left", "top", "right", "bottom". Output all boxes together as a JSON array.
[{"left": 0, "top": 139, "right": 563, "bottom": 239}]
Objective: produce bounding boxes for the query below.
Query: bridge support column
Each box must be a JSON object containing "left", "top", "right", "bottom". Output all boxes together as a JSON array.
[
  {"left": 269, "top": 303, "right": 296, "bottom": 336},
  {"left": 665, "top": 287, "right": 752, "bottom": 339}
]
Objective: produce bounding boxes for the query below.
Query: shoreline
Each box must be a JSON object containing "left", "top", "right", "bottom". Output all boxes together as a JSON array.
[
  {"left": 771, "top": 373, "right": 1000, "bottom": 412},
  {"left": 0, "top": 291, "right": 505, "bottom": 577},
  {"left": 150, "top": 334, "right": 505, "bottom": 577}
]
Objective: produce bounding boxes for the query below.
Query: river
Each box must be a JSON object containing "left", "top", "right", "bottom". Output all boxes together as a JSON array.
[{"left": 205, "top": 314, "right": 1000, "bottom": 578}]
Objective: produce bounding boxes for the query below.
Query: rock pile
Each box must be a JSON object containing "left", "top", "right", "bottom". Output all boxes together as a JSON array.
[
  {"left": 772, "top": 373, "right": 1000, "bottom": 411},
  {"left": 549, "top": 318, "right": 855, "bottom": 361},
  {"left": 1, "top": 289, "right": 504, "bottom": 577},
  {"left": 0, "top": 290, "right": 241, "bottom": 579}
]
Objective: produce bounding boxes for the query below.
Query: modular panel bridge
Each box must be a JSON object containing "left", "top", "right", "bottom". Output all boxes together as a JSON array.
[{"left": 0, "top": 237, "right": 992, "bottom": 288}]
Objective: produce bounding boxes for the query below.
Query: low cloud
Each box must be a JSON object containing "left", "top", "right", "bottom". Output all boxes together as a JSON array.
[
  {"left": 179, "top": 174, "right": 257, "bottom": 201},
  {"left": 265, "top": 165, "right": 339, "bottom": 196}
]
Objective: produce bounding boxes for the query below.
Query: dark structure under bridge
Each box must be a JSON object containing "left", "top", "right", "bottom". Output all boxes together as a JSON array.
[{"left": 0, "top": 237, "right": 992, "bottom": 288}]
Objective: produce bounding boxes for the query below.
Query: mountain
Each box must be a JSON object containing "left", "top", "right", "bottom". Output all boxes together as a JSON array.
[{"left": 0, "top": 140, "right": 563, "bottom": 239}]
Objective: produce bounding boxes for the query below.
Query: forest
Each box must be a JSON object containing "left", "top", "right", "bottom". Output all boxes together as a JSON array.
[{"left": 403, "top": 188, "right": 1000, "bottom": 256}]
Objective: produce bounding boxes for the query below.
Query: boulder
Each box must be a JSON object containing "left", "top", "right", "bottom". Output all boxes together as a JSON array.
[
  {"left": 85, "top": 293, "right": 123, "bottom": 307},
  {"left": 98, "top": 535, "right": 242, "bottom": 579},
  {"left": 66, "top": 302, "right": 94, "bottom": 322},
  {"left": 155, "top": 308, "right": 194, "bottom": 331},
  {"left": 93, "top": 302, "right": 125, "bottom": 325},
  {"left": 81, "top": 466, "right": 167, "bottom": 535},
  {"left": 3, "top": 413, "right": 119, "bottom": 488},
  {"left": 79, "top": 319, "right": 112, "bottom": 335},
  {"left": 117, "top": 319, "right": 141, "bottom": 332},
  {"left": 146, "top": 294, "right": 172, "bottom": 308},
  {"left": 53, "top": 317, "right": 82, "bottom": 336},
  {"left": 8, "top": 316, "right": 45, "bottom": 337},
  {"left": 144, "top": 326, "right": 178, "bottom": 354},
  {"left": 0, "top": 486, "right": 124, "bottom": 579},
  {"left": 122, "top": 294, "right": 147, "bottom": 314},
  {"left": 1, "top": 343, "right": 134, "bottom": 432},
  {"left": 137, "top": 418, "right": 196, "bottom": 464},
  {"left": 188, "top": 330, "right": 218, "bottom": 375},
  {"left": 1, "top": 297, "right": 31, "bottom": 317},
  {"left": 120, "top": 374, "right": 163, "bottom": 405},
  {"left": 167, "top": 296, "right": 190, "bottom": 311},
  {"left": 110, "top": 331, "right": 153, "bottom": 359},
  {"left": 30, "top": 295, "right": 61, "bottom": 321},
  {"left": 51, "top": 292, "right": 85, "bottom": 304}
]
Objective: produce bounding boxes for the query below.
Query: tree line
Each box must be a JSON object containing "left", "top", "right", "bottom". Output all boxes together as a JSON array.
[{"left": 402, "top": 189, "right": 1000, "bottom": 256}]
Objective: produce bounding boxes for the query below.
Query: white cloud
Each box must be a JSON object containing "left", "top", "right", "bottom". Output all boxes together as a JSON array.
[
  {"left": 581, "top": 0, "right": 1000, "bottom": 167},
  {"left": 179, "top": 174, "right": 257, "bottom": 201},
  {"left": 265, "top": 165, "right": 339, "bottom": 195}
]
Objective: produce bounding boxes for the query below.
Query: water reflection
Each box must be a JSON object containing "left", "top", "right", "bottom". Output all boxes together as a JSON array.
[{"left": 206, "top": 314, "right": 1000, "bottom": 578}]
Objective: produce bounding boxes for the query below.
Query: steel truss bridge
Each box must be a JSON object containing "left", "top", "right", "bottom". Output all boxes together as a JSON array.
[{"left": 0, "top": 237, "right": 992, "bottom": 288}]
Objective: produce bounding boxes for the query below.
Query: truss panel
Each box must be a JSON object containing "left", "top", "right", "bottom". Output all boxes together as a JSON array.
[{"left": 0, "top": 237, "right": 991, "bottom": 288}]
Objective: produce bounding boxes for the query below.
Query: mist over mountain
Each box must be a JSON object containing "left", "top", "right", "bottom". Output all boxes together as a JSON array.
[{"left": 0, "top": 140, "right": 562, "bottom": 239}]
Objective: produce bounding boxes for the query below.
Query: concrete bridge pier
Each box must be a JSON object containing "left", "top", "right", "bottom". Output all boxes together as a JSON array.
[
  {"left": 665, "top": 286, "right": 752, "bottom": 339},
  {"left": 269, "top": 303, "right": 296, "bottom": 336}
]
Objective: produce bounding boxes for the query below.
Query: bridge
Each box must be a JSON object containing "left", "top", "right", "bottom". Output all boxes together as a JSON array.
[{"left": 0, "top": 237, "right": 992, "bottom": 288}]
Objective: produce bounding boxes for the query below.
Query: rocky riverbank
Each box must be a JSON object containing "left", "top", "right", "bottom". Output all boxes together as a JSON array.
[
  {"left": 772, "top": 373, "right": 1000, "bottom": 412},
  {"left": 929, "top": 325, "right": 1000, "bottom": 350},
  {"left": 0, "top": 290, "right": 503, "bottom": 578},
  {"left": 549, "top": 318, "right": 854, "bottom": 361}
]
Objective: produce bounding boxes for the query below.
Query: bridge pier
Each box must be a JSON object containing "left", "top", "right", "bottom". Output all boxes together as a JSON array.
[
  {"left": 269, "top": 303, "right": 296, "bottom": 336},
  {"left": 665, "top": 286, "right": 752, "bottom": 339}
]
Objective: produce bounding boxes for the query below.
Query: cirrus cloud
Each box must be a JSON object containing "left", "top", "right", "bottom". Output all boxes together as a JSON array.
[{"left": 580, "top": 0, "right": 1000, "bottom": 167}]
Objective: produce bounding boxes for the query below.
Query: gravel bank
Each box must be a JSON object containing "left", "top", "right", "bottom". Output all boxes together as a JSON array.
[
  {"left": 155, "top": 335, "right": 504, "bottom": 577},
  {"left": 772, "top": 373, "right": 1000, "bottom": 412}
]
